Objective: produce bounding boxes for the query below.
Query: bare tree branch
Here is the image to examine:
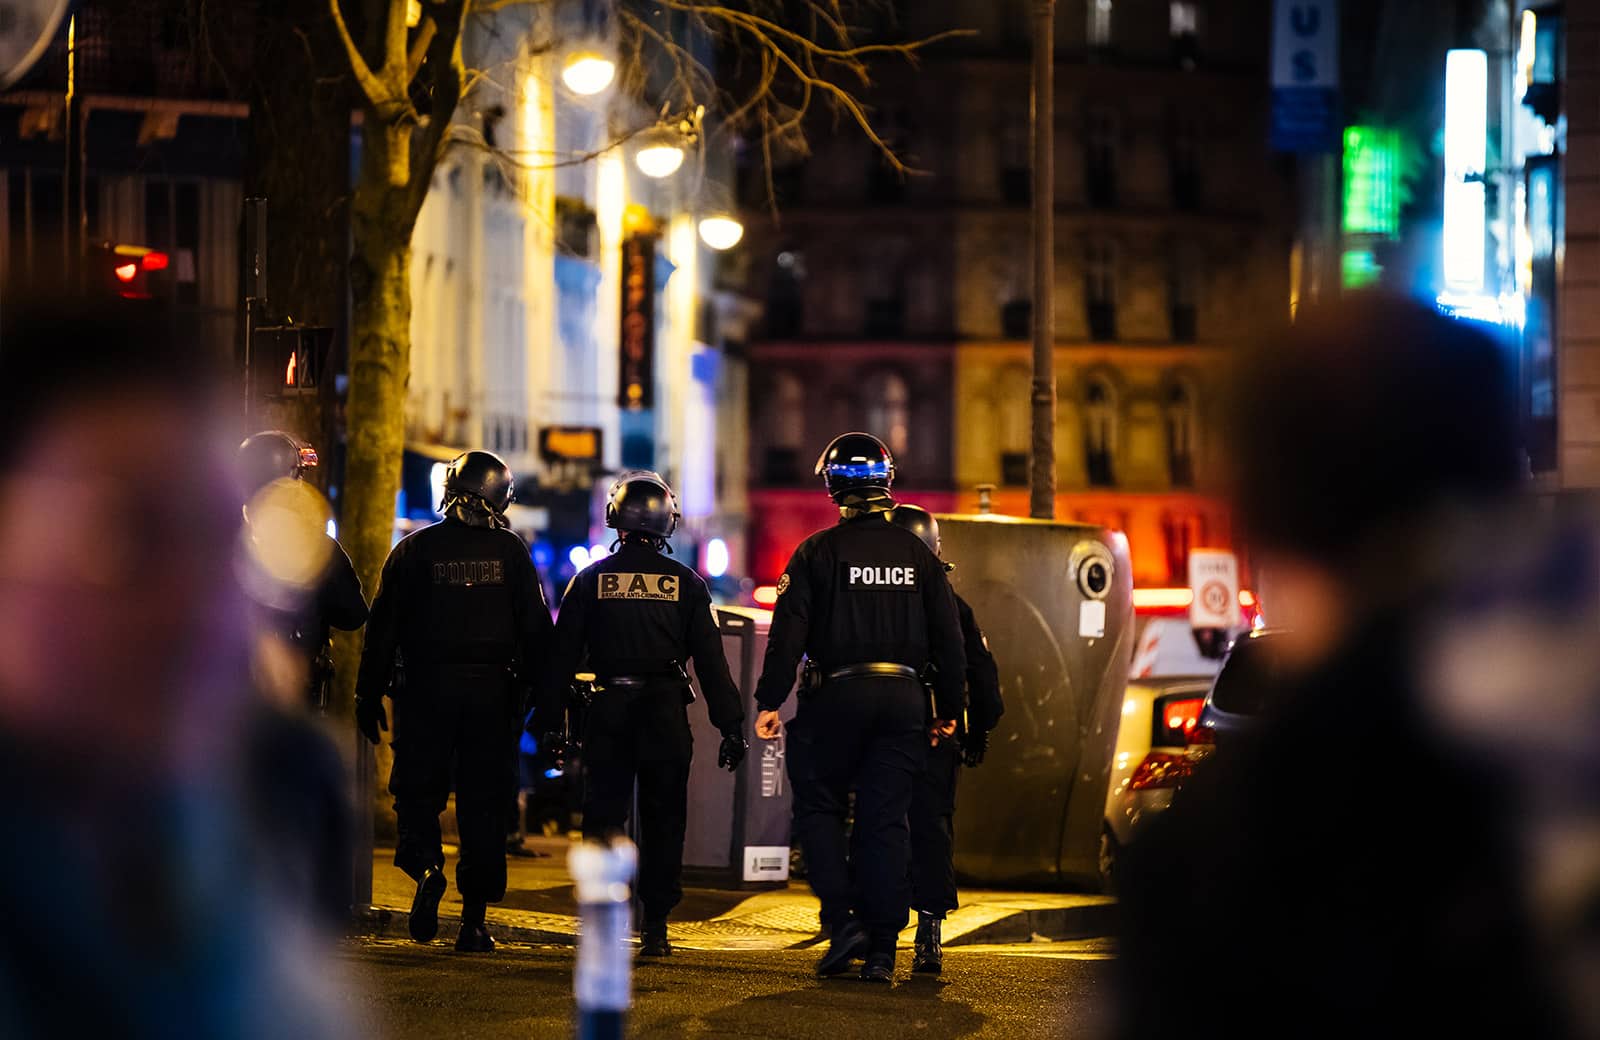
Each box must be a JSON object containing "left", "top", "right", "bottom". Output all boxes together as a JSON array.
[
  {"left": 407, "top": 16, "right": 439, "bottom": 83},
  {"left": 329, "top": 0, "right": 390, "bottom": 106}
]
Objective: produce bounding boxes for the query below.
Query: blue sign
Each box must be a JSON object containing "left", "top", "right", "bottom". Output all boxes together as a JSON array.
[{"left": 1271, "top": 0, "right": 1340, "bottom": 153}]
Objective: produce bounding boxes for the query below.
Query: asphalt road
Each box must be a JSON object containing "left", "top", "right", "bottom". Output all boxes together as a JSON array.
[{"left": 339, "top": 937, "right": 1115, "bottom": 1039}]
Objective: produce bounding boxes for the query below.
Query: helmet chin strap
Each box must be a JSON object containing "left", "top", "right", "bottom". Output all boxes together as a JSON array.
[
  {"left": 443, "top": 493, "right": 510, "bottom": 530},
  {"left": 835, "top": 488, "right": 895, "bottom": 520}
]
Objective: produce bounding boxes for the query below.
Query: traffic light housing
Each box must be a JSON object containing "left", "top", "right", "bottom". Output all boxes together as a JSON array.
[
  {"left": 88, "top": 242, "right": 169, "bottom": 299},
  {"left": 250, "top": 325, "right": 332, "bottom": 399}
]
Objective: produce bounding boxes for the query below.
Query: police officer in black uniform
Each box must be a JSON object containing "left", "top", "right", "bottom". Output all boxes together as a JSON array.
[
  {"left": 355, "top": 450, "right": 553, "bottom": 953},
  {"left": 542, "top": 471, "right": 746, "bottom": 959},
  {"left": 238, "top": 430, "right": 369, "bottom": 705},
  {"left": 886, "top": 504, "right": 1004, "bottom": 976},
  {"left": 752, "top": 433, "right": 966, "bottom": 984},
  {"left": 237, "top": 431, "right": 369, "bottom": 926}
]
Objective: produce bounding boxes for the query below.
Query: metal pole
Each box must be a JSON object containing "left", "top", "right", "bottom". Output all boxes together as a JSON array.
[
  {"left": 1029, "top": 0, "right": 1057, "bottom": 520},
  {"left": 571, "top": 838, "right": 637, "bottom": 1040}
]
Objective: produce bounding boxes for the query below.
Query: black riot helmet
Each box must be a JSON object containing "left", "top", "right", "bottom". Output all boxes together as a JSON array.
[
  {"left": 815, "top": 432, "right": 895, "bottom": 501},
  {"left": 887, "top": 504, "right": 949, "bottom": 567},
  {"left": 605, "top": 471, "right": 680, "bottom": 540},
  {"left": 443, "top": 450, "right": 514, "bottom": 514},
  {"left": 239, "top": 430, "right": 318, "bottom": 496}
]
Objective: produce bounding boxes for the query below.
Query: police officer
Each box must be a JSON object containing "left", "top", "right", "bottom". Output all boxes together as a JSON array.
[
  {"left": 237, "top": 431, "right": 370, "bottom": 926},
  {"left": 887, "top": 504, "right": 1004, "bottom": 976},
  {"left": 355, "top": 450, "right": 553, "bottom": 953},
  {"left": 752, "top": 433, "right": 966, "bottom": 984},
  {"left": 238, "top": 430, "right": 369, "bottom": 706},
  {"left": 542, "top": 471, "right": 746, "bottom": 959}
]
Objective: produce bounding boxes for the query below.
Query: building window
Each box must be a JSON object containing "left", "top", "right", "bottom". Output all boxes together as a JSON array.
[
  {"left": 1001, "top": 299, "right": 1032, "bottom": 339},
  {"left": 1088, "top": 0, "right": 1113, "bottom": 50},
  {"left": 1170, "top": 2, "right": 1199, "bottom": 66},
  {"left": 761, "top": 371, "right": 805, "bottom": 483},
  {"left": 867, "top": 108, "right": 913, "bottom": 204},
  {"left": 1085, "top": 239, "right": 1118, "bottom": 341},
  {"left": 861, "top": 238, "right": 908, "bottom": 337},
  {"left": 863, "top": 369, "right": 911, "bottom": 458},
  {"left": 1161, "top": 511, "right": 1206, "bottom": 584},
  {"left": 998, "top": 364, "right": 1031, "bottom": 485},
  {"left": 1169, "top": 247, "right": 1198, "bottom": 342},
  {"left": 1170, "top": 118, "right": 1202, "bottom": 210},
  {"left": 1085, "top": 107, "right": 1119, "bottom": 207},
  {"left": 1166, "top": 381, "right": 1196, "bottom": 487},
  {"left": 1084, "top": 377, "right": 1117, "bottom": 487},
  {"left": 766, "top": 249, "right": 805, "bottom": 338},
  {"left": 999, "top": 111, "right": 1030, "bottom": 205}
]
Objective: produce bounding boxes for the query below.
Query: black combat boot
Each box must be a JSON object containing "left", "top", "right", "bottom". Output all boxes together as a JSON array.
[
  {"left": 912, "top": 912, "right": 943, "bottom": 974},
  {"left": 455, "top": 902, "right": 496, "bottom": 953},
  {"left": 815, "top": 920, "right": 869, "bottom": 977},
  {"left": 408, "top": 867, "right": 447, "bottom": 943},
  {"left": 639, "top": 921, "right": 672, "bottom": 958},
  {"left": 860, "top": 952, "right": 895, "bottom": 984}
]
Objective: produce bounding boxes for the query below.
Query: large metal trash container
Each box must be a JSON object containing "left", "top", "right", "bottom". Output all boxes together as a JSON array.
[{"left": 682, "top": 605, "right": 797, "bottom": 888}]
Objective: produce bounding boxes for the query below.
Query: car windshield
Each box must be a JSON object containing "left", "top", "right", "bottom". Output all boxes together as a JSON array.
[{"left": 1209, "top": 635, "right": 1283, "bottom": 717}]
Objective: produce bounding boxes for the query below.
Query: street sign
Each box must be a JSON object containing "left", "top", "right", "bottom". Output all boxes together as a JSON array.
[
  {"left": 1271, "top": 0, "right": 1341, "bottom": 153},
  {"left": 618, "top": 232, "right": 656, "bottom": 410},
  {"left": 1188, "top": 548, "right": 1240, "bottom": 630},
  {"left": 539, "top": 426, "right": 604, "bottom": 464}
]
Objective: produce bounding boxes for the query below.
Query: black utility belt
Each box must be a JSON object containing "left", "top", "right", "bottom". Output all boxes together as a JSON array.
[{"left": 823, "top": 662, "right": 920, "bottom": 683}]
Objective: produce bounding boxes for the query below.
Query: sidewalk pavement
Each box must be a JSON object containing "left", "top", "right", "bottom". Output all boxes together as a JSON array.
[{"left": 361, "top": 837, "right": 1116, "bottom": 951}]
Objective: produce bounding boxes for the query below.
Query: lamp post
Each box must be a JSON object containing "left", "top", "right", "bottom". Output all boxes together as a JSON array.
[{"left": 1029, "top": 0, "right": 1057, "bottom": 521}]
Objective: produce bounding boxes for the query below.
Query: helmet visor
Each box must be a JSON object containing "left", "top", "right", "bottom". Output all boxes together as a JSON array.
[{"left": 822, "top": 459, "right": 892, "bottom": 483}]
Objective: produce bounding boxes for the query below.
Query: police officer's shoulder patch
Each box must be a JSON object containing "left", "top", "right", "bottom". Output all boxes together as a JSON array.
[
  {"left": 597, "top": 571, "right": 681, "bottom": 601},
  {"left": 776, "top": 573, "right": 791, "bottom": 597}
]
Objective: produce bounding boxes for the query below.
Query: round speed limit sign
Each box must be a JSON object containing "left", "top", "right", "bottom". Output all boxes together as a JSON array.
[{"left": 1199, "top": 580, "right": 1231, "bottom": 618}]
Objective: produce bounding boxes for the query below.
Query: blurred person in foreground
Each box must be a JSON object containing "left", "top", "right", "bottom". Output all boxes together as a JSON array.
[
  {"left": 1113, "top": 295, "right": 1568, "bottom": 1038},
  {"left": 0, "top": 299, "right": 348, "bottom": 1036},
  {"left": 237, "top": 431, "right": 368, "bottom": 928}
]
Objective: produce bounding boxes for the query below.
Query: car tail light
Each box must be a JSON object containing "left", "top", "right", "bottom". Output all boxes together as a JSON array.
[
  {"left": 1162, "top": 696, "right": 1204, "bottom": 737},
  {"left": 1187, "top": 723, "right": 1216, "bottom": 747},
  {"left": 1127, "top": 750, "right": 1195, "bottom": 791}
]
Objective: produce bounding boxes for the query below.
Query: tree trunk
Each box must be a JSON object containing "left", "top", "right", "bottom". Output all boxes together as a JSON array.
[{"left": 336, "top": 120, "right": 417, "bottom": 847}]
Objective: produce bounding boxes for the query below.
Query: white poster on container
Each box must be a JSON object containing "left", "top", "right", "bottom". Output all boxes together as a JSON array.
[{"left": 1188, "top": 549, "right": 1240, "bottom": 630}]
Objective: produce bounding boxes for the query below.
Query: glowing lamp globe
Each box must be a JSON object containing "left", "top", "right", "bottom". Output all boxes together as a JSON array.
[
  {"left": 698, "top": 216, "right": 744, "bottom": 251},
  {"left": 561, "top": 53, "right": 615, "bottom": 96}
]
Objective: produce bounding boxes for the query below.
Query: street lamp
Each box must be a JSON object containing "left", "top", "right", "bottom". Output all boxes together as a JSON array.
[
  {"left": 561, "top": 51, "right": 615, "bottom": 96},
  {"left": 697, "top": 215, "right": 744, "bottom": 251},
  {"left": 635, "top": 126, "right": 686, "bottom": 179}
]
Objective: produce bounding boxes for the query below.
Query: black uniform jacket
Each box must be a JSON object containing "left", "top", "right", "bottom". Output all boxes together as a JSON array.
[
  {"left": 545, "top": 540, "right": 743, "bottom": 734},
  {"left": 955, "top": 593, "right": 1004, "bottom": 735},
  {"left": 356, "top": 518, "right": 552, "bottom": 700},
  {"left": 753, "top": 511, "right": 966, "bottom": 718}
]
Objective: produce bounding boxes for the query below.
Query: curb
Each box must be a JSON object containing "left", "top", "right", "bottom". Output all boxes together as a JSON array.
[
  {"left": 947, "top": 902, "right": 1119, "bottom": 946},
  {"left": 353, "top": 898, "right": 1117, "bottom": 950},
  {"left": 357, "top": 907, "right": 578, "bottom": 948}
]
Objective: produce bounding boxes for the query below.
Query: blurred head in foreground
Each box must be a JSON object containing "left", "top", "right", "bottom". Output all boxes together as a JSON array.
[
  {"left": 0, "top": 298, "right": 245, "bottom": 784},
  {"left": 1224, "top": 293, "right": 1519, "bottom": 665}
]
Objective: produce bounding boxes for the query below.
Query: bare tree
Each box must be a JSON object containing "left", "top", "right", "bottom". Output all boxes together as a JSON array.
[{"left": 323, "top": 0, "right": 962, "bottom": 725}]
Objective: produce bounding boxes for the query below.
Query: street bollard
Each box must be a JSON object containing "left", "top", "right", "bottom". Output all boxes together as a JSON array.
[{"left": 570, "top": 837, "right": 638, "bottom": 1040}]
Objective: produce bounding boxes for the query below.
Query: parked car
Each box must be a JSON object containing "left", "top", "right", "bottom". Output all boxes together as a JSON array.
[
  {"left": 1100, "top": 675, "right": 1212, "bottom": 890},
  {"left": 1190, "top": 628, "right": 1288, "bottom": 750}
]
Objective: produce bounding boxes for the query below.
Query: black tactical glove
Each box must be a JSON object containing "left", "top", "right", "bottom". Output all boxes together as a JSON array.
[
  {"left": 717, "top": 731, "right": 748, "bottom": 772},
  {"left": 960, "top": 729, "right": 989, "bottom": 768},
  {"left": 355, "top": 696, "right": 388, "bottom": 746}
]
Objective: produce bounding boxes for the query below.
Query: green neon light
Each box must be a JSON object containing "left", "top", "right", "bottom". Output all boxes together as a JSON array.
[
  {"left": 1342, "top": 249, "right": 1382, "bottom": 290},
  {"left": 1343, "top": 125, "right": 1402, "bottom": 237}
]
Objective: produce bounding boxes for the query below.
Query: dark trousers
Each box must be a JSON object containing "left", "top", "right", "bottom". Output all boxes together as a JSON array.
[
  {"left": 909, "top": 741, "right": 961, "bottom": 919},
  {"left": 787, "top": 677, "right": 926, "bottom": 954},
  {"left": 581, "top": 685, "right": 693, "bottom": 927},
  {"left": 390, "top": 672, "right": 518, "bottom": 904}
]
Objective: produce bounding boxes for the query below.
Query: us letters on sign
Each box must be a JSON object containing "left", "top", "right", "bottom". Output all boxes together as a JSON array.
[
  {"left": 598, "top": 571, "right": 681, "bottom": 602},
  {"left": 842, "top": 563, "right": 918, "bottom": 591}
]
